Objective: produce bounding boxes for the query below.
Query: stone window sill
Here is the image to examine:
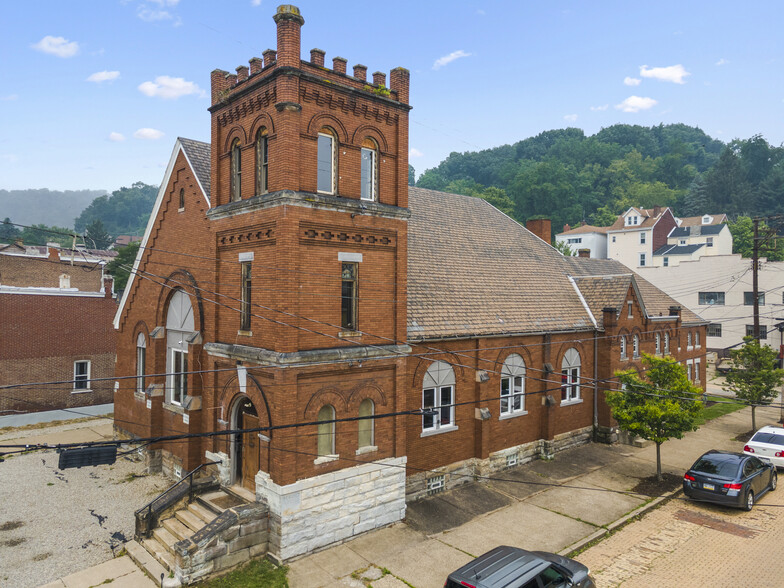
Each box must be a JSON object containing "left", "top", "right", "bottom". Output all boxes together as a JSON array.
[
  {"left": 499, "top": 410, "right": 528, "bottom": 421},
  {"left": 355, "top": 445, "right": 378, "bottom": 456},
  {"left": 237, "top": 330, "right": 253, "bottom": 337},
  {"left": 163, "top": 401, "right": 186, "bottom": 415},
  {"left": 420, "top": 425, "right": 458, "bottom": 438},
  {"left": 338, "top": 330, "right": 362, "bottom": 339},
  {"left": 71, "top": 389, "right": 92, "bottom": 394},
  {"left": 313, "top": 454, "right": 339, "bottom": 465},
  {"left": 561, "top": 398, "right": 583, "bottom": 407}
]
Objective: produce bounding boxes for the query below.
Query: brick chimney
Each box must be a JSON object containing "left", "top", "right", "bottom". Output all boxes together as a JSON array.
[
  {"left": 653, "top": 205, "right": 662, "bottom": 217},
  {"left": 249, "top": 57, "right": 263, "bottom": 76},
  {"left": 236, "top": 65, "right": 249, "bottom": 83},
  {"left": 389, "top": 67, "right": 410, "bottom": 104},
  {"left": 310, "top": 48, "right": 325, "bottom": 67},
  {"left": 353, "top": 64, "right": 367, "bottom": 81},
  {"left": 526, "top": 218, "right": 552, "bottom": 244},
  {"left": 273, "top": 5, "right": 304, "bottom": 69},
  {"left": 332, "top": 56, "right": 347, "bottom": 74},
  {"left": 563, "top": 223, "right": 571, "bottom": 233},
  {"left": 372, "top": 71, "right": 386, "bottom": 87},
  {"left": 262, "top": 48, "right": 277, "bottom": 66},
  {"left": 103, "top": 276, "right": 114, "bottom": 298},
  {"left": 48, "top": 247, "right": 59, "bottom": 261},
  {"left": 577, "top": 249, "right": 590, "bottom": 258}
]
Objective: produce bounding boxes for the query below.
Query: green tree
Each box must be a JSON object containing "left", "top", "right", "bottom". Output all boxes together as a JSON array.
[
  {"left": 408, "top": 164, "right": 416, "bottom": 186},
  {"left": 728, "top": 216, "right": 784, "bottom": 261},
  {"left": 552, "top": 240, "right": 575, "bottom": 256},
  {"left": 0, "top": 218, "right": 20, "bottom": 242},
  {"left": 606, "top": 354, "right": 703, "bottom": 481},
  {"left": 106, "top": 240, "right": 141, "bottom": 292},
  {"left": 84, "top": 219, "right": 112, "bottom": 249},
  {"left": 74, "top": 181, "right": 157, "bottom": 237},
  {"left": 18, "top": 223, "right": 75, "bottom": 247},
  {"left": 724, "top": 337, "right": 784, "bottom": 431}
]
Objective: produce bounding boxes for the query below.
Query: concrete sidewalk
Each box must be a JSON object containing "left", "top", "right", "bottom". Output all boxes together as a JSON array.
[{"left": 287, "top": 405, "right": 771, "bottom": 588}]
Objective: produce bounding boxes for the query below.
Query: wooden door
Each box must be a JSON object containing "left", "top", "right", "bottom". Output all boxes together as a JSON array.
[{"left": 241, "top": 413, "right": 260, "bottom": 491}]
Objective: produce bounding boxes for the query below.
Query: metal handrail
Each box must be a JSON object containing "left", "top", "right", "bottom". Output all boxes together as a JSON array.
[{"left": 135, "top": 460, "right": 221, "bottom": 537}]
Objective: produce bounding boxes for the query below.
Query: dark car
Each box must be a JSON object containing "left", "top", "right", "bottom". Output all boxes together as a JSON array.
[
  {"left": 683, "top": 450, "right": 777, "bottom": 511},
  {"left": 445, "top": 545, "right": 595, "bottom": 588}
]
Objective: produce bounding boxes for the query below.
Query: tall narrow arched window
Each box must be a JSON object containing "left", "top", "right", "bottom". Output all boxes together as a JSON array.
[
  {"left": 360, "top": 138, "right": 378, "bottom": 201},
  {"left": 500, "top": 354, "right": 526, "bottom": 416},
  {"left": 358, "top": 398, "right": 374, "bottom": 449},
  {"left": 230, "top": 139, "right": 242, "bottom": 201},
  {"left": 633, "top": 334, "right": 640, "bottom": 358},
  {"left": 620, "top": 336, "right": 627, "bottom": 360},
  {"left": 317, "top": 127, "right": 336, "bottom": 194},
  {"left": 136, "top": 332, "right": 146, "bottom": 394},
  {"left": 561, "top": 348, "right": 581, "bottom": 403},
  {"left": 655, "top": 333, "right": 661, "bottom": 355},
  {"left": 178, "top": 188, "right": 185, "bottom": 210},
  {"left": 422, "top": 361, "right": 455, "bottom": 432},
  {"left": 256, "top": 128, "right": 268, "bottom": 195},
  {"left": 317, "top": 404, "right": 335, "bottom": 456},
  {"left": 664, "top": 332, "right": 670, "bottom": 354},
  {"left": 166, "top": 289, "right": 195, "bottom": 406}
]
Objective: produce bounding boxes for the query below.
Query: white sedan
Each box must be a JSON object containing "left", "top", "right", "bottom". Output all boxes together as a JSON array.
[{"left": 744, "top": 426, "right": 784, "bottom": 469}]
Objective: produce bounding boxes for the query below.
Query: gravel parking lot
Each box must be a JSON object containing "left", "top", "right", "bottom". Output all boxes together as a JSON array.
[{"left": 0, "top": 420, "right": 168, "bottom": 588}]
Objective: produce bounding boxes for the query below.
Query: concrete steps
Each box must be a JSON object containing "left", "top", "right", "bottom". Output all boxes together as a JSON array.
[{"left": 129, "top": 488, "right": 251, "bottom": 585}]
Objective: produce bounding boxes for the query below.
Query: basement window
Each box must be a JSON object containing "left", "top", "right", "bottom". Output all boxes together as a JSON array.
[
  {"left": 427, "top": 474, "right": 445, "bottom": 496},
  {"left": 506, "top": 454, "right": 518, "bottom": 468}
]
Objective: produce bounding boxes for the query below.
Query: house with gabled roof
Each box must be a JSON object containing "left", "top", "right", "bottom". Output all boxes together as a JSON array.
[{"left": 111, "top": 5, "right": 708, "bottom": 579}]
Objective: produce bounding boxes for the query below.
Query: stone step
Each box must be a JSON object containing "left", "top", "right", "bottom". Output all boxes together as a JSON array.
[
  {"left": 198, "top": 490, "right": 246, "bottom": 513},
  {"left": 228, "top": 484, "right": 256, "bottom": 503},
  {"left": 188, "top": 501, "right": 218, "bottom": 524},
  {"left": 126, "top": 539, "right": 174, "bottom": 584},
  {"left": 163, "top": 516, "right": 193, "bottom": 542},
  {"left": 142, "top": 536, "right": 177, "bottom": 574},
  {"left": 153, "top": 526, "right": 180, "bottom": 551},
  {"left": 175, "top": 508, "right": 206, "bottom": 533}
]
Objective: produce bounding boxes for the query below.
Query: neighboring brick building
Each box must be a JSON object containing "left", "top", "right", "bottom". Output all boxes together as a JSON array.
[
  {"left": 0, "top": 245, "right": 117, "bottom": 414},
  {"left": 113, "top": 5, "right": 707, "bottom": 565}
]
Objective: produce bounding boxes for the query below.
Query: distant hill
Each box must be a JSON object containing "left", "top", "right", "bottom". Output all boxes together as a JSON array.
[{"left": 0, "top": 188, "right": 105, "bottom": 229}]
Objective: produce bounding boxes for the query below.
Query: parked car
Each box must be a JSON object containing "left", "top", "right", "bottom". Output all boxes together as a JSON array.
[
  {"left": 444, "top": 545, "right": 595, "bottom": 588},
  {"left": 683, "top": 450, "right": 777, "bottom": 511},
  {"left": 743, "top": 425, "right": 784, "bottom": 469}
]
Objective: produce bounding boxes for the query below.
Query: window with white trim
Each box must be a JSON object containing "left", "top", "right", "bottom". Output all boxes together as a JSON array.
[
  {"left": 695, "top": 331, "right": 700, "bottom": 348},
  {"left": 256, "top": 128, "right": 268, "bottom": 195},
  {"left": 627, "top": 300, "right": 633, "bottom": 318},
  {"left": 171, "top": 349, "right": 187, "bottom": 406},
  {"left": 639, "top": 253, "right": 646, "bottom": 267},
  {"left": 560, "top": 348, "right": 581, "bottom": 403},
  {"left": 341, "top": 262, "right": 358, "bottom": 331},
  {"left": 633, "top": 334, "right": 640, "bottom": 358},
  {"left": 640, "top": 232, "right": 646, "bottom": 244},
  {"left": 500, "top": 354, "right": 526, "bottom": 416},
  {"left": 663, "top": 257, "right": 669, "bottom": 267},
  {"left": 707, "top": 323, "right": 722, "bottom": 337},
  {"left": 317, "top": 129, "right": 336, "bottom": 194},
  {"left": 360, "top": 138, "right": 377, "bottom": 201},
  {"left": 655, "top": 333, "right": 661, "bottom": 355},
  {"left": 687, "top": 331, "right": 692, "bottom": 349},
  {"left": 136, "top": 333, "right": 146, "bottom": 394},
  {"left": 686, "top": 359, "right": 693, "bottom": 382},
  {"left": 620, "top": 336, "right": 627, "bottom": 360},
  {"left": 240, "top": 261, "right": 252, "bottom": 331},
  {"left": 664, "top": 332, "right": 670, "bottom": 354},
  {"left": 73, "top": 360, "right": 91, "bottom": 391},
  {"left": 166, "top": 289, "right": 195, "bottom": 407},
  {"left": 317, "top": 404, "right": 336, "bottom": 456},
  {"left": 695, "top": 358, "right": 701, "bottom": 382},
  {"left": 706, "top": 237, "right": 713, "bottom": 248},
  {"left": 422, "top": 361, "right": 455, "bottom": 432}
]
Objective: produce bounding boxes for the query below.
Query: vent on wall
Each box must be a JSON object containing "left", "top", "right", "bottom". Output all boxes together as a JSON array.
[
  {"left": 506, "top": 454, "right": 518, "bottom": 468},
  {"left": 427, "top": 474, "right": 445, "bottom": 496}
]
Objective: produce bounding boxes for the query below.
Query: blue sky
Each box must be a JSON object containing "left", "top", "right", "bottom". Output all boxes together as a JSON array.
[{"left": 2, "top": 1, "right": 784, "bottom": 192}]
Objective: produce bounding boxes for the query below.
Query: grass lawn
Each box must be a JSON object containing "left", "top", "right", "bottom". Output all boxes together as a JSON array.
[
  {"left": 694, "top": 398, "right": 746, "bottom": 426},
  {"left": 193, "top": 559, "right": 288, "bottom": 588}
]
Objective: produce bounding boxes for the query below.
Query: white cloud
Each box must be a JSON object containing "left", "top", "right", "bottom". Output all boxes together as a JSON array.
[
  {"left": 87, "top": 70, "right": 120, "bottom": 83},
  {"left": 148, "top": 0, "right": 180, "bottom": 5},
  {"left": 1, "top": 94, "right": 19, "bottom": 101},
  {"left": 590, "top": 104, "right": 609, "bottom": 111},
  {"left": 715, "top": 58, "right": 729, "bottom": 66},
  {"left": 433, "top": 50, "right": 471, "bottom": 70},
  {"left": 138, "top": 7, "right": 172, "bottom": 21},
  {"left": 639, "top": 64, "right": 690, "bottom": 84},
  {"left": 251, "top": 0, "right": 262, "bottom": 5},
  {"left": 109, "top": 132, "right": 126, "bottom": 142},
  {"left": 138, "top": 75, "right": 202, "bottom": 99},
  {"left": 624, "top": 76, "right": 641, "bottom": 86},
  {"left": 615, "top": 96, "right": 658, "bottom": 113},
  {"left": 133, "top": 128, "right": 164, "bottom": 140},
  {"left": 31, "top": 35, "right": 79, "bottom": 58},
  {"left": 409, "top": 148, "right": 424, "bottom": 158},
  {"left": 563, "top": 114, "right": 578, "bottom": 122}
]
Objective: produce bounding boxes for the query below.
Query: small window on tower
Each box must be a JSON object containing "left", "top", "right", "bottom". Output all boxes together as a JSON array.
[
  {"left": 317, "top": 128, "right": 336, "bottom": 194},
  {"left": 341, "top": 262, "right": 358, "bottom": 331},
  {"left": 179, "top": 188, "right": 185, "bottom": 210},
  {"left": 256, "top": 128, "right": 268, "bottom": 195},
  {"left": 360, "top": 138, "right": 378, "bottom": 201},
  {"left": 230, "top": 139, "right": 242, "bottom": 202}
]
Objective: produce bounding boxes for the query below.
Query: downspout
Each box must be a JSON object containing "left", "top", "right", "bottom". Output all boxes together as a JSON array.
[{"left": 593, "top": 333, "right": 598, "bottom": 434}]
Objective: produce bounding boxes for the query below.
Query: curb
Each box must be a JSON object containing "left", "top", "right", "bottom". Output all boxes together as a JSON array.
[{"left": 558, "top": 487, "right": 683, "bottom": 556}]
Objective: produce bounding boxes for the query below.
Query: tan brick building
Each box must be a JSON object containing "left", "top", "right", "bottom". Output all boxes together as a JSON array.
[{"left": 113, "top": 4, "right": 707, "bottom": 564}]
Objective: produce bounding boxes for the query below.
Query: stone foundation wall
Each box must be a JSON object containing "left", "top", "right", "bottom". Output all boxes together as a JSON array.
[
  {"left": 256, "top": 456, "right": 407, "bottom": 561},
  {"left": 407, "top": 427, "right": 594, "bottom": 501}
]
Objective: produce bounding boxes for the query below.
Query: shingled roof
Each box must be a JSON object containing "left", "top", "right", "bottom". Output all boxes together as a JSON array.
[
  {"left": 407, "top": 187, "right": 596, "bottom": 340},
  {"left": 179, "top": 137, "right": 211, "bottom": 202}
]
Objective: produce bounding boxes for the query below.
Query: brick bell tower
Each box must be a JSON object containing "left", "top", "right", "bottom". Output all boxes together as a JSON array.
[{"left": 202, "top": 5, "right": 413, "bottom": 560}]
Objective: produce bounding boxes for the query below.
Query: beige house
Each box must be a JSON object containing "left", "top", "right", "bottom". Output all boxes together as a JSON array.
[
  {"left": 606, "top": 206, "right": 678, "bottom": 269},
  {"left": 651, "top": 214, "right": 732, "bottom": 267}
]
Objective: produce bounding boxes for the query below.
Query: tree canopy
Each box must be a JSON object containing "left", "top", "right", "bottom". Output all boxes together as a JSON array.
[
  {"left": 724, "top": 337, "right": 784, "bottom": 431},
  {"left": 74, "top": 182, "right": 158, "bottom": 239},
  {"left": 606, "top": 354, "right": 703, "bottom": 481},
  {"left": 105, "top": 241, "right": 140, "bottom": 292}
]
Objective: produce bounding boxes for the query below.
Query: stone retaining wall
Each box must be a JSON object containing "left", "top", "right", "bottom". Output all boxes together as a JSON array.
[{"left": 256, "top": 456, "right": 407, "bottom": 561}]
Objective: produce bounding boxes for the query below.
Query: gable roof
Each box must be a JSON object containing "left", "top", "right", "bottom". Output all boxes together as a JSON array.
[
  {"left": 670, "top": 224, "right": 725, "bottom": 237},
  {"left": 556, "top": 224, "right": 610, "bottom": 236},
  {"left": 606, "top": 207, "right": 672, "bottom": 231},
  {"left": 407, "top": 187, "right": 596, "bottom": 340},
  {"left": 653, "top": 243, "right": 705, "bottom": 256},
  {"left": 113, "top": 138, "right": 209, "bottom": 329},
  {"left": 677, "top": 214, "right": 728, "bottom": 227}
]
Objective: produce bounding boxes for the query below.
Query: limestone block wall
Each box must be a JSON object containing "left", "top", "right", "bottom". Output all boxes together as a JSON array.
[{"left": 256, "top": 456, "right": 407, "bottom": 561}]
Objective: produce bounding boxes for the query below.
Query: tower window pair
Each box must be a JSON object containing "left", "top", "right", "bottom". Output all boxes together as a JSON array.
[{"left": 317, "top": 129, "right": 378, "bottom": 201}]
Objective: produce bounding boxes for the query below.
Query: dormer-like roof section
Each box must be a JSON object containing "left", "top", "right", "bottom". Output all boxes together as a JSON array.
[
  {"left": 179, "top": 137, "right": 211, "bottom": 202},
  {"left": 677, "top": 213, "right": 728, "bottom": 227}
]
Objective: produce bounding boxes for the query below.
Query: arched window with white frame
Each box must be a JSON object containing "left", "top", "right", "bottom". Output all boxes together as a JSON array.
[
  {"left": 655, "top": 333, "right": 661, "bottom": 355},
  {"left": 422, "top": 361, "right": 455, "bottom": 433},
  {"left": 166, "top": 289, "right": 194, "bottom": 406},
  {"left": 664, "top": 332, "right": 670, "bottom": 354},
  {"left": 561, "top": 348, "right": 581, "bottom": 403},
  {"left": 633, "top": 334, "right": 640, "bottom": 358},
  {"left": 360, "top": 137, "right": 378, "bottom": 201},
  {"left": 317, "top": 127, "right": 337, "bottom": 194},
  {"left": 357, "top": 398, "right": 374, "bottom": 450},
  {"left": 255, "top": 128, "right": 268, "bottom": 195},
  {"left": 317, "top": 404, "right": 336, "bottom": 456},
  {"left": 230, "top": 139, "right": 242, "bottom": 201},
  {"left": 136, "top": 332, "right": 146, "bottom": 394},
  {"left": 620, "top": 335, "right": 627, "bottom": 360},
  {"left": 500, "top": 354, "right": 526, "bottom": 416}
]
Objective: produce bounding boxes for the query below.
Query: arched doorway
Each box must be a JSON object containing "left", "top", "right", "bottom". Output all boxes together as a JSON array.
[{"left": 231, "top": 396, "right": 263, "bottom": 491}]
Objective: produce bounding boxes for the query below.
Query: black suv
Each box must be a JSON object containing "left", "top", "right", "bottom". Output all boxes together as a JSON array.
[{"left": 445, "top": 545, "right": 595, "bottom": 588}]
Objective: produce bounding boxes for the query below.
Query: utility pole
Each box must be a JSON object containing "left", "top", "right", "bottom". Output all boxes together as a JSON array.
[{"left": 752, "top": 218, "right": 760, "bottom": 340}]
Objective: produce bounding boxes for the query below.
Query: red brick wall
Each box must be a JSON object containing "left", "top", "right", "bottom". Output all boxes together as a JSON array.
[{"left": 0, "top": 254, "right": 104, "bottom": 291}]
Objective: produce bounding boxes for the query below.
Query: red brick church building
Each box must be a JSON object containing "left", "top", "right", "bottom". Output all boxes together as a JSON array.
[{"left": 114, "top": 4, "right": 706, "bottom": 566}]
